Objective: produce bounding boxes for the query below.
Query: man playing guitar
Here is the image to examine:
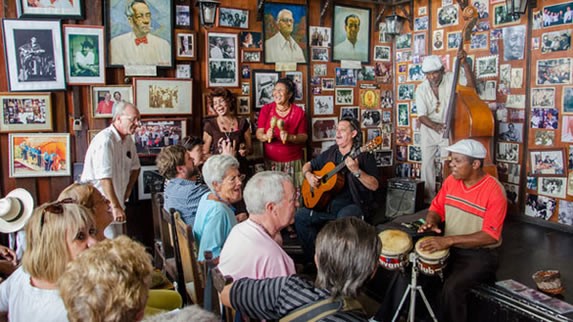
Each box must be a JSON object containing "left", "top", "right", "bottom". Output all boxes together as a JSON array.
[{"left": 295, "top": 117, "right": 379, "bottom": 267}]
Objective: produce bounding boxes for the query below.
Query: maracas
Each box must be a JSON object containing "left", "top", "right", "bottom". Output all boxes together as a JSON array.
[
  {"left": 268, "top": 116, "right": 277, "bottom": 143},
  {"left": 277, "top": 119, "right": 286, "bottom": 144}
]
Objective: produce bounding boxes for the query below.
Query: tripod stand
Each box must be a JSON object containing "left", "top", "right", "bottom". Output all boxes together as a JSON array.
[{"left": 391, "top": 252, "right": 438, "bottom": 322}]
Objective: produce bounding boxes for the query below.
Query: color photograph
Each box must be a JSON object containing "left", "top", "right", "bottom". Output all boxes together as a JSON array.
[{"left": 9, "top": 133, "right": 70, "bottom": 178}]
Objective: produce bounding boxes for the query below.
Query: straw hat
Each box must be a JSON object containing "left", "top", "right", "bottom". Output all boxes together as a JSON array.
[{"left": 0, "top": 188, "right": 34, "bottom": 233}]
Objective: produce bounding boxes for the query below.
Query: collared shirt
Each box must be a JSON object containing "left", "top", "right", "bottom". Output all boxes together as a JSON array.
[
  {"left": 164, "top": 178, "right": 210, "bottom": 226},
  {"left": 416, "top": 72, "right": 467, "bottom": 124},
  {"left": 264, "top": 32, "right": 306, "bottom": 63},
  {"left": 110, "top": 32, "right": 171, "bottom": 66},
  {"left": 333, "top": 38, "right": 368, "bottom": 62}
]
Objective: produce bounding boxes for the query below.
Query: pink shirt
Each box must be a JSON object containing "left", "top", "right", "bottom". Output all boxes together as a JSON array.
[{"left": 258, "top": 102, "right": 307, "bottom": 162}]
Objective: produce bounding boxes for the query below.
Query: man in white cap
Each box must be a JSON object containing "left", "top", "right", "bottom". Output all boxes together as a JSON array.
[
  {"left": 416, "top": 51, "right": 476, "bottom": 202},
  {"left": 417, "top": 139, "right": 507, "bottom": 322}
]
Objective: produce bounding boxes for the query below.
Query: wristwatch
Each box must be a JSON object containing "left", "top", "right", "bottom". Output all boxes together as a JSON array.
[{"left": 353, "top": 170, "right": 361, "bottom": 178}]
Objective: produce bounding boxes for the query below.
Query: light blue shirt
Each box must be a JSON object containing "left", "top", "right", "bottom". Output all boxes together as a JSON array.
[
  {"left": 164, "top": 178, "right": 210, "bottom": 226},
  {"left": 192, "top": 193, "right": 237, "bottom": 261}
]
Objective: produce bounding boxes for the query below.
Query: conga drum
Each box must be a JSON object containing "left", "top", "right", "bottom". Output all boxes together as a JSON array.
[
  {"left": 415, "top": 237, "right": 449, "bottom": 277},
  {"left": 378, "top": 229, "right": 412, "bottom": 271}
]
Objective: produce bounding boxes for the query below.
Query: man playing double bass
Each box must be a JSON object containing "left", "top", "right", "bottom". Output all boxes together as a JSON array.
[
  {"left": 416, "top": 51, "right": 476, "bottom": 202},
  {"left": 295, "top": 117, "right": 378, "bottom": 267}
]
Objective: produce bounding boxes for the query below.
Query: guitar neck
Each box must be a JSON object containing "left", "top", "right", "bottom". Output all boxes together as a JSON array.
[{"left": 322, "top": 148, "right": 363, "bottom": 180}]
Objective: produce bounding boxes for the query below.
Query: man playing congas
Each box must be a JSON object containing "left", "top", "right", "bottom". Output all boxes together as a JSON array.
[{"left": 417, "top": 139, "right": 507, "bottom": 322}]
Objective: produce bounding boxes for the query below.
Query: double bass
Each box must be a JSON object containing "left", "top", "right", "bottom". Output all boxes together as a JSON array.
[{"left": 442, "top": 5, "right": 497, "bottom": 177}]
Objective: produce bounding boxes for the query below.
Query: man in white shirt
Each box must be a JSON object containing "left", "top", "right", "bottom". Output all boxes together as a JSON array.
[
  {"left": 81, "top": 102, "right": 141, "bottom": 238},
  {"left": 264, "top": 9, "right": 306, "bottom": 63},
  {"left": 110, "top": 0, "right": 171, "bottom": 66},
  {"left": 333, "top": 14, "right": 368, "bottom": 62}
]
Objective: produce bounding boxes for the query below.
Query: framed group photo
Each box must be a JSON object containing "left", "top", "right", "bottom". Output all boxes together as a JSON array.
[
  {"left": 134, "top": 118, "right": 187, "bottom": 156},
  {"left": 0, "top": 93, "right": 52, "bottom": 132},
  {"left": 16, "top": 0, "right": 84, "bottom": 19},
  {"left": 311, "top": 117, "right": 338, "bottom": 141},
  {"left": 138, "top": 165, "right": 163, "bottom": 200},
  {"left": 8, "top": 133, "right": 71, "bottom": 178},
  {"left": 530, "top": 149, "right": 565, "bottom": 175},
  {"left": 332, "top": 4, "right": 371, "bottom": 63},
  {"left": 134, "top": 78, "right": 193, "bottom": 115},
  {"left": 91, "top": 85, "right": 133, "bottom": 118},
  {"left": 63, "top": 25, "right": 105, "bottom": 85},
  {"left": 263, "top": 2, "right": 308, "bottom": 64},
  {"left": 218, "top": 7, "right": 249, "bottom": 29},
  {"left": 207, "top": 32, "right": 238, "bottom": 87}
]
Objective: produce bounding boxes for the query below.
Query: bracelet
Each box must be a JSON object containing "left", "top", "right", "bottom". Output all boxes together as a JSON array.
[{"left": 303, "top": 170, "right": 310, "bottom": 177}]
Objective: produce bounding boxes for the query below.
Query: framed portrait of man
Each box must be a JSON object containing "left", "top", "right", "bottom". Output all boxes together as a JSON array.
[
  {"left": 332, "top": 4, "right": 371, "bottom": 63},
  {"left": 63, "top": 25, "right": 105, "bottom": 85},
  {"left": 106, "top": 0, "right": 173, "bottom": 67},
  {"left": 263, "top": 2, "right": 308, "bottom": 64}
]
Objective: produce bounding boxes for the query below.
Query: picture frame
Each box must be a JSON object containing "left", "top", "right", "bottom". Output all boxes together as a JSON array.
[
  {"left": 8, "top": 133, "right": 71, "bottom": 178},
  {"left": 397, "top": 84, "right": 415, "bottom": 100},
  {"left": 240, "top": 31, "right": 263, "bottom": 49},
  {"left": 311, "top": 117, "right": 338, "bottom": 141},
  {"left": 175, "top": 30, "right": 197, "bottom": 61},
  {"left": 134, "top": 78, "right": 193, "bottom": 115},
  {"left": 134, "top": 118, "right": 187, "bottom": 156},
  {"left": 397, "top": 103, "right": 410, "bottom": 127},
  {"left": 207, "top": 32, "right": 238, "bottom": 87},
  {"left": 414, "top": 16, "right": 429, "bottom": 31},
  {"left": 285, "top": 71, "right": 304, "bottom": 101},
  {"left": 237, "top": 96, "right": 251, "bottom": 115},
  {"left": 476, "top": 55, "right": 499, "bottom": 79},
  {"left": 496, "top": 142, "right": 519, "bottom": 164},
  {"left": 336, "top": 88, "right": 354, "bottom": 105},
  {"left": 530, "top": 149, "right": 565, "bottom": 175},
  {"left": 313, "top": 96, "right": 334, "bottom": 115},
  {"left": 374, "top": 151, "right": 393, "bottom": 167},
  {"left": 309, "top": 26, "right": 331, "bottom": 47},
  {"left": 218, "top": 7, "right": 249, "bottom": 29},
  {"left": 138, "top": 165, "right": 163, "bottom": 200},
  {"left": 531, "top": 87, "right": 555, "bottom": 109},
  {"left": 437, "top": 5, "right": 459, "bottom": 28},
  {"left": 538, "top": 177, "right": 567, "bottom": 199},
  {"left": 340, "top": 106, "right": 359, "bottom": 119},
  {"left": 321, "top": 78, "right": 335, "bottom": 91},
  {"left": 359, "top": 66, "right": 375, "bottom": 81},
  {"left": 432, "top": 30, "right": 445, "bottom": 50},
  {"left": 492, "top": 3, "right": 521, "bottom": 27},
  {"left": 407, "top": 145, "right": 422, "bottom": 163},
  {"left": 242, "top": 50, "right": 261, "bottom": 63},
  {"left": 252, "top": 70, "right": 280, "bottom": 108},
  {"left": 413, "top": 33, "right": 426, "bottom": 56},
  {"left": 374, "top": 46, "right": 391, "bottom": 61},
  {"left": 2, "top": 19, "right": 66, "bottom": 92},
  {"left": 360, "top": 89, "right": 380, "bottom": 109},
  {"left": 563, "top": 87, "right": 573, "bottom": 114},
  {"left": 175, "top": 4, "right": 192, "bottom": 28},
  {"left": 396, "top": 34, "right": 412, "bottom": 50},
  {"left": 447, "top": 31, "right": 462, "bottom": 50},
  {"left": 263, "top": 2, "right": 308, "bottom": 64},
  {"left": 311, "top": 48, "right": 329, "bottom": 62},
  {"left": 16, "top": 0, "right": 84, "bottom": 19},
  {"left": 361, "top": 109, "right": 382, "bottom": 128},
  {"left": 0, "top": 92, "right": 52, "bottom": 132},
  {"left": 543, "top": 2, "right": 573, "bottom": 28},
  {"left": 525, "top": 195, "right": 555, "bottom": 220},
  {"left": 175, "top": 63, "right": 191, "bottom": 79},
  {"left": 106, "top": 0, "right": 173, "bottom": 67},
  {"left": 332, "top": 4, "right": 371, "bottom": 63},
  {"left": 91, "top": 85, "right": 134, "bottom": 119},
  {"left": 537, "top": 58, "right": 571, "bottom": 85},
  {"left": 241, "top": 82, "right": 250, "bottom": 95},
  {"left": 541, "top": 30, "right": 571, "bottom": 54},
  {"left": 203, "top": 93, "right": 217, "bottom": 117},
  {"left": 63, "top": 25, "right": 105, "bottom": 85},
  {"left": 335, "top": 68, "right": 357, "bottom": 86},
  {"left": 531, "top": 108, "right": 559, "bottom": 129}
]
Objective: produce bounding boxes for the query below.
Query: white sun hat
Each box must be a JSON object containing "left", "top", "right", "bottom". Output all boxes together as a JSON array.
[{"left": 0, "top": 188, "right": 34, "bottom": 233}]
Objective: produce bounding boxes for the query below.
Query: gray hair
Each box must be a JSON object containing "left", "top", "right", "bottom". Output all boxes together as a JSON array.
[
  {"left": 277, "top": 9, "right": 293, "bottom": 21},
  {"left": 125, "top": 0, "right": 148, "bottom": 17},
  {"left": 314, "top": 217, "right": 381, "bottom": 298},
  {"left": 244, "top": 171, "right": 291, "bottom": 215},
  {"left": 112, "top": 101, "right": 136, "bottom": 121},
  {"left": 142, "top": 305, "right": 218, "bottom": 322},
  {"left": 202, "top": 154, "right": 240, "bottom": 192}
]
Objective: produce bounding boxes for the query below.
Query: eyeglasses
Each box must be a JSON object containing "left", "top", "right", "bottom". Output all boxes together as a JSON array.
[
  {"left": 40, "top": 198, "right": 76, "bottom": 235},
  {"left": 122, "top": 115, "right": 141, "bottom": 126},
  {"left": 289, "top": 191, "right": 301, "bottom": 204},
  {"left": 224, "top": 174, "right": 246, "bottom": 184},
  {"left": 279, "top": 18, "right": 294, "bottom": 23}
]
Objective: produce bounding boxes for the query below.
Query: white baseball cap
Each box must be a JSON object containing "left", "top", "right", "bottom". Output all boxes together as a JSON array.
[
  {"left": 445, "top": 139, "right": 487, "bottom": 158},
  {"left": 422, "top": 55, "right": 443, "bottom": 73},
  {"left": 0, "top": 188, "right": 34, "bottom": 233}
]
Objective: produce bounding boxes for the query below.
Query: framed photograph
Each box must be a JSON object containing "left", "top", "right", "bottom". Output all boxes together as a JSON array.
[
  {"left": 361, "top": 109, "right": 381, "bottom": 127},
  {"left": 397, "top": 84, "right": 415, "bottom": 100},
  {"left": 242, "top": 50, "right": 261, "bottom": 63},
  {"left": 498, "top": 122, "right": 523, "bottom": 142},
  {"left": 437, "top": 5, "right": 459, "bottom": 28},
  {"left": 476, "top": 55, "right": 498, "bottom": 79},
  {"left": 8, "top": 133, "right": 71, "bottom": 178},
  {"left": 563, "top": 87, "right": 573, "bottom": 114},
  {"left": 477, "top": 80, "right": 497, "bottom": 100},
  {"left": 543, "top": 2, "right": 573, "bottom": 27},
  {"left": 506, "top": 94, "right": 526, "bottom": 108},
  {"left": 63, "top": 25, "right": 105, "bottom": 85},
  {"left": 286, "top": 71, "right": 304, "bottom": 101},
  {"left": 531, "top": 108, "right": 559, "bottom": 129},
  {"left": 313, "top": 64, "right": 327, "bottom": 77},
  {"left": 336, "top": 88, "right": 354, "bottom": 105},
  {"left": 176, "top": 64, "right": 191, "bottom": 79},
  {"left": 321, "top": 78, "right": 334, "bottom": 91},
  {"left": 311, "top": 117, "right": 338, "bottom": 141},
  {"left": 2, "top": 19, "right": 66, "bottom": 92},
  {"left": 413, "top": 33, "right": 426, "bottom": 56},
  {"left": 531, "top": 87, "right": 555, "bottom": 108},
  {"left": 203, "top": 93, "right": 217, "bottom": 117},
  {"left": 534, "top": 130, "right": 555, "bottom": 146},
  {"left": 432, "top": 30, "right": 445, "bottom": 50},
  {"left": 359, "top": 66, "right": 375, "bottom": 81},
  {"left": 138, "top": 165, "right": 163, "bottom": 200},
  {"left": 396, "top": 34, "right": 412, "bottom": 50},
  {"left": 263, "top": 2, "right": 308, "bottom": 64},
  {"left": 253, "top": 70, "right": 280, "bottom": 108},
  {"left": 367, "top": 128, "right": 381, "bottom": 142},
  {"left": 106, "top": 0, "right": 173, "bottom": 67},
  {"left": 0, "top": 93, "right": 52, "bottom": 132},
  {"left": 335, "top": 68, "right": 357, "bottom": 86},
  {"left": 374, "top": 151, "right": 393, "bottom": 167},
  {"left": 541, "top": 30, "right": 571, "bottom": 53},
  {"left": 559, "top": 200, "right": 573, "bottom": 225},
  {"left": 313, "top": 96, "right": 334, "bottom": 115},
  {"left": 538, "top": 177, "right": 567, "bottom": 199},
  {"left": 525, "top": 195, "right": 555, "bottom": 220},
  {"left": 309, "top": 26, "right": 331, "bottom": 47},
  {"left": 397, "top": 103, "right": 410, "bottom": 127},
  {"left": 237, "top": 96, "right": 250, "bottom": 115},
  {"left": 207, "top": 32, "right": 238, "bottom": 87},
  {"left": 360, "top": 89, "right": 380, "bottom": 109},
  {"left": 492, "top": 4, "right": 521, "bottom": 27},
  {"left": 502, "top": 25, "right": 525, "bottom": 61},
  {"left": 530, "top": 149, "right": 565, "bottom": 175},
  {"left": 175, "top": 30, "right": 196, "bottom": 60},
  {"left": 503, "top": 183, "right": 519, "bottom": 204},
  {"left": 378, "top": 22, "right": 392, "bottom": 43},
  {"left": 311, "top": 48, "right": 329, "bottom": 62},
  {"left": 16, "top": 0, "right": 83, "bottom": 19},
  {"left": 134, "top": 78, "right": 192, "bottom": 115},
  {"left": 240, "top": 31, "right": 263, "bottom": 49},
  {"left": 91, "top": 85, "right": 134, "bottom": 118},
  {"left": 496, "top": 142, "right": 519, "bottom": 163},
  {"left": 134, "top": 118, "right": 187, "bottom": 156},
  {"left": 414, "top": 16, "right": 429, "bottom": 31},
  {"left": 175, "top": 5, "right": 191, "bottom": 28},
  {"left": 537, "top": 58, "right": 571, "bottom": 85},
  {"left": 447, "top": 31, "right": 462, "bottom": 50},
  {"left": 241, "top": 82, "right": 250, "bottom": 95},
  {"left": 374, "top": 46, "right": 391, "bottom": 61},
  {"left": 218, "top": 7, "right": 249, "bottom": 29},
  {"left": 332, "top": 4, "right": 371, "bottom": 63},
  {"left": 408, "top": 145, "right": 422, "bottom": 163},
  {"left": 340, "top": 106, "right": 359, "bottom": 119},
  {"left": 510, "top": 68, "right": 524, "bottom": 88},
  {"left": 407, "top": 64, "right": 424, "bottom": 81},
  {"left": 470, "top": 32, "right": 489, "bottom": 50}
]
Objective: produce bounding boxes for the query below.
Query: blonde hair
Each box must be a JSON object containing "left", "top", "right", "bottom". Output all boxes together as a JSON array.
[
  {"left": 22, "top": 202, "right": 95, "bottom": 283},
  {"left": 59, "top": 236, "right": 153, "bottom": 322}
]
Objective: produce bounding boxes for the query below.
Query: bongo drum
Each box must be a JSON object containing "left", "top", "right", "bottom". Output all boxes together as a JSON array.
[
  {"left": 378, "top": 229, "right": 413, "bottom": 270},
  {"left": 415, "top": 237, "right": 449, "bottom": 277}
]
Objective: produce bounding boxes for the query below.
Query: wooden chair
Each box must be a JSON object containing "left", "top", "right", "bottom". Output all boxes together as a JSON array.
[{"left": 151, "top": 192, "right": 174, "bottom": 271}]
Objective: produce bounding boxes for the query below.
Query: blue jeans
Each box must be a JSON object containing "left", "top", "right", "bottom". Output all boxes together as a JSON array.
[{"left": 295, "top": 199, "right": 363, "bottom": 262}]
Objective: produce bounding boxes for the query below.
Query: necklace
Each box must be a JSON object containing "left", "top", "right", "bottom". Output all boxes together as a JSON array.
[
  {"left": 275, "top": 104, "right": 291, "bottom": 116},
  {"left": 249, "top": 218, "right": 274, "bottom": 238}
]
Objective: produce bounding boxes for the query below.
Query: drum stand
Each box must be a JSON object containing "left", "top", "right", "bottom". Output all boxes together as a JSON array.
[{"left": 391, "top": 252, "right": 438, "bottom": 322}]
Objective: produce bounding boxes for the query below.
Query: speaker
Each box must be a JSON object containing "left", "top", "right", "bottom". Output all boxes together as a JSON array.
[{"left": 385, "top": 178, "right": 424, "bottom": 218}]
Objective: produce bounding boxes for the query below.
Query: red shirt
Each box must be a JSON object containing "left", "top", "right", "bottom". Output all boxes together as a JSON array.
[{"left": 257, "top": 102, "right": 307, "bottom": 162}]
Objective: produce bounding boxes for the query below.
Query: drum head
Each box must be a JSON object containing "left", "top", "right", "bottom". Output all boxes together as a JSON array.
[
  {"left": 415, "top": 237, "right": 449, "bottom": 260},
  {"left": 378, "top": 229, "right": 413, "bottom": 256}
]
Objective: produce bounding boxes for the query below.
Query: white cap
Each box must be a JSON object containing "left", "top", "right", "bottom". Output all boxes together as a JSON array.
[
  {"left": 0, "top": 189, "right": 34, "bottom": 233},
  {"left": 422, "top": 55, "right": 443, "bottom": 73},
  {"left": 445, "top": 139, "right": 487, "bottom": 158}
]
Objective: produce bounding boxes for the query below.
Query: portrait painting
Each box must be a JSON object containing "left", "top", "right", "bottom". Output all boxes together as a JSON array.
[
  {"left": 312, "top": 117, "right": 338, "bottom": 141},
  {"left": 134, "top": 78, "right": 192, "bottom": 115},
  {"left": 309, "top": 26, "right": 331, "bottom": 47},
  {"left": 63, "top": 25, "right": 105, "bottom": 85},
  {"left": 263, "top": 2, "right": 308, "bottom": 64},
  {"left": 91, "top": 85, "right": 133, "bottom": 118},
  {"left": 2, "top": 19, "right": 66, "bottom": 92},
  {"left": 332, "top": 4, "right": 371, "bottom": 63},
  {"left": 9, "top": 133, "right": 71, "bottom": 178},
  {"left": 134, "top": 118, "right": 187, "bottom": 156},
  {"left": 253, "top": 70, "right": 280, "bottom": 108},
  {"left": 218, "top": 7, "right": 249, "bottom": 29},
  {"left": 17, "top": 0, "right": 83, "bottom": 19},
  {"left": 106, "top": 0, "right": 173, "bottom": 67},
  {"left": 0, "top": 93, "right": 52, "bottom": 132},
  {"left": 207, "top": 32, "right": 238, "bottom": 87}
]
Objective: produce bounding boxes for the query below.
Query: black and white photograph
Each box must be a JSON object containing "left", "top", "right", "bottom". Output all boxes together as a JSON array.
[
  {"left": 176, "top": 64, "right": 191, "bottom": 79},
  {"left": 525, "top": 195, "right": 555, "bottom": 220},
  {"left": 506, "top": 94, "right": 526, "bottom": 109},
  {"left": 531, "top": 108, "right": 559, "bottom": 129},
  {"left": 542, "top": 2, "right": 573, "bottom": 28},
  {"left": 407, "top": 64, "right": 425, "bottom": 81},
  {"left": 531, "top": 87, "right": 555, "bottom": 108},
  {"left": 367, "top": 128, "right": 381, "bottom": 141},
  {"left": 218, "top": 7, "right": 249, "bottom": 29},
  {"left": 397, "top": 103, "right": 410, "bottom": 126},
  {"left": 335, "top": 68, "right": 357, "bottom": 86},
  {"left": 407, "top": 145, "right": 422, "bottom": 162},
  {"left": 558, "top": 200, "right": 573, "bottom": 225},
  {"left": 313, "top": 64, "right": 327, "bottom": 77},
  {"left": 447, "top": 31, "right": 462, "bottom": 50},
  {"left": 510, "top": 68, "right": 524, "bottom": 88},
  {"left": 472, "top": 21, "right": 491, "bottom": 33},
  {"left": 138, "top": 165, "right": 163, "bottom": 200},
  {"left": 498, "top": 122, "right": 523, "bottom": 142},
  {"left": 381, "top": 90, "right": 393, "bottom": 108},
  {"left": 335, "top": 88, "right": 354, "bottom": 105},
  {"left": 237, "top": 96, "right": 250, "bottom": 115},
  {"left": 253, "top": 70, "right": 279, "bottom": 108},
  {"left": 534, "top": 130, "right": 555, "bottom": 146},
  {"left": 311, "top": 48, "right": 329, "bottom": 61},
  {"left": 539, "top": 177, "right": 567, "bottom": 199},
  {"left": 361, "top": 109, "right": 382, "bottom": 127},
  {"left": 396, "top": 34, "right": 412, "bottom": 50},
  {"left": 527, "top": 176, "right": 538, "bottom": 190},
  {"left": 378, "top": 22, "right": 392, "bottom": 43},
  {"left": 508, "top": 163, "right": 520, "bottom": 184},
  {"left": 396, "top": 50, "right": 413, "bottom": 62},
  {"left": 437, "top": 5, "right": 459, "bottom": 28},
  {"left": 358, "top": 66, "right": 375, "bottom": 81},
  {"left": 374, "top": 46, "right": 391, "bottom": 61},
  {"left": 476, "top": 55, "right": 498, "bottom": 78},
  {"left": 432, "top": 30, "right": 445, "bottom": 50},
  {"left": 340, "top": 106, "right": 359, "bottom": 119},
  {"left": 530, "top": 149, "right": 565, "bottom": 175},
  {"left": 414, "top": 16, "right": 429, "bottom": 31},
  {"left": 240, "top": 31, "right": 263, "bottom": 49},
  {"left": 313, "top": 96, "right": 334, "bottom": 115},
  {"left": 309, "top": 26, "right": 331, "bottom": 47},
  {"left": 321, "top": 78, "right": 334, "bottom": 91},
  {"left": 242, "top": 50, "right": 261, "bottom": 62},
  {"left": 503, "top": 25, "right": 525, "bottom": 61},
  {"left": 286, "top": 71, "right": 303, "bottom": 101},
  {"left": 413, "top": 33, "right": 426, "bottom": 56},
  {"left": 541, "top": 30, "right": 571, "bottom": 53},
  {"left": 374, "top": 151, "right": 393, "bottom": 167},
  {"left": 477, "top": 80, "right": 497, "bottom": 101},
  {"left": 492, "top": 4, "right": 521, "bottom": 27},
  {"left": 311, "top": 117, "right": 337, "bottom": 141},
  {"left": 504, "top": 183, "right": 518, "bottom": 204},
  {"left": 207, "top": 61, "right": 237, "bottom": 87},
  {"left": 496, "top": 142, "right": 519, "bottom": 163},
  {"left": 470, "top": 32, "right": 488, "bottom": 50},
  {"left": 207, "top": 32, "right": 238, "bottom": 87},
  {"left": 397, "top": 84, "right": 415, "bottom": 100},
  {"left": 563, "top": 86, "right": 573, "bottom": 113},
  {"left": 241, "top": 82, "right": 250, "bottom": 95},
  {"left": 175, "top": 5, "right": 191, "bottom": 28},
  {"left": 536, "top": 58, "right": 571, "bottom": 85},
  {"left": 175, "top": 31, "right": 196, "bottom": 60},
  {"left": 473, "top": 0, "right": 489, "bottom": 19}
]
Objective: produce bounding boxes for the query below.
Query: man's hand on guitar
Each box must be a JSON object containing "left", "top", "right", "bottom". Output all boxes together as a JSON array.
[
  {"left": 344, "top": 156, "right": 359, "bottom": 173},
  {"left": 304, "top": 171, "right": 321, "bottom": 189}
]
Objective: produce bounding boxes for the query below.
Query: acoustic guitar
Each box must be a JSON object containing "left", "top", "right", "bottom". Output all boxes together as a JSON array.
[{"left": 301, "top": 137, "right": 382, "bottom": 211}]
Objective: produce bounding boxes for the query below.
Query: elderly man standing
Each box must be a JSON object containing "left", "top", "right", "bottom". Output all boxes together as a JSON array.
[
  {"left": 110, "top": 0, "right": 170, "bottom": 66},
  {"left": 264, "top": 9, "right": 306, "bottom": 63},
  {"left": 81, "top": 102, "right": 141, "bottom": 238},
  {"left": 218, "top": 171, "right": 297, "bottom": 280}
]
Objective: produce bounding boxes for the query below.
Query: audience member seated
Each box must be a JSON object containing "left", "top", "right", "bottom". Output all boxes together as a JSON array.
[
  {"left": 58, "top": 236, "right": 153, "bottom": 322},
  {"left": 218, "top": 171, "right": 296, "bottom": 280},
  {"left": 143, "top": 305, "right": 217, "bottom": 322},
  {"left": 220, "top": 217, "right": 380, "bottom": 321},
  {"left": 156, "top": 144, "right": 209, "bottom": 226},
  {"left": 58, "top": 182, "right": 113, "bottom": 241},
  {"left": 0, "top": 200, "right": 97, "bottom": 321},
  {"left": 193, "top": 154, "right": 242, "bottom": 263}
]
